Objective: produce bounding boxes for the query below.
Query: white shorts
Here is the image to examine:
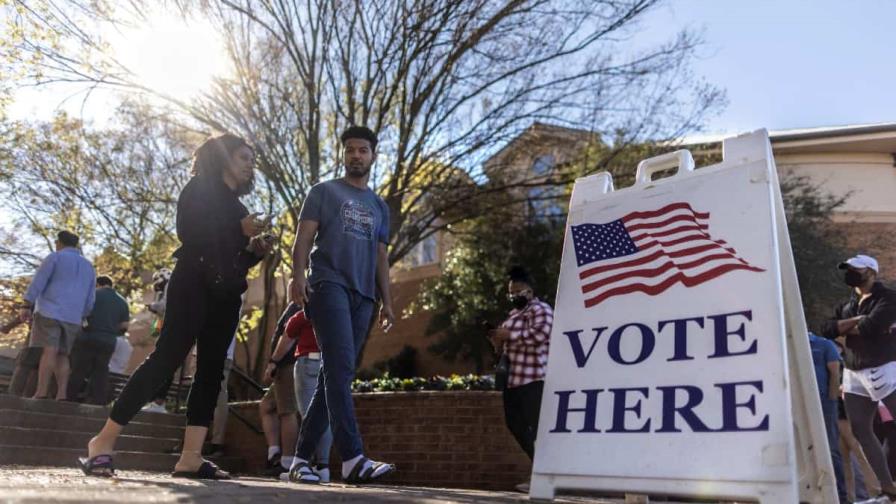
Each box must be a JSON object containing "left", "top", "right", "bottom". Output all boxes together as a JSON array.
[{"left": 843, "top": 362, "right": 896, "bottom": 402}]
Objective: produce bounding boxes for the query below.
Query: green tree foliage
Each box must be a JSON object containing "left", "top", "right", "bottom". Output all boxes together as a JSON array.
[
  {"left": 0, "top": 108, "right": 193, "bottom": 296},
  {"left": 780, "top": 173, "right": 851, "bottom": 330},
  {"left": 415, "top": 214, "right": 565, "bottom": 373}
]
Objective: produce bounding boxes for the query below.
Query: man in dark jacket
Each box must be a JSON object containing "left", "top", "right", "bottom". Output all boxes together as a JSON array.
[{"left": 821, "top": 254, "right": 896, "bottom": 500}]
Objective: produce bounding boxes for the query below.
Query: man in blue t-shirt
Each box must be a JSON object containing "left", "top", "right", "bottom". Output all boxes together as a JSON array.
[
  {"left": 288, "top": 126, "right": 396, "bottom": 485},
  {"left": 809, "top": 331, "right": 848, "bottom": 503}
]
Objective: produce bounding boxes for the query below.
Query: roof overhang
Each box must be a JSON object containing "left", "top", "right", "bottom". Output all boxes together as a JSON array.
[{"left": 685, "top": 123, "right": 896, "bottom": 155}]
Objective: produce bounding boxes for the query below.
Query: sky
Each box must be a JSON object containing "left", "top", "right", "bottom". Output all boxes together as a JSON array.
[
  {"left": 6, "top": 1, "right": 896, "bottom": 136},
  {"left": 639, "top": 0, "right": 896, "bottom": 134}
]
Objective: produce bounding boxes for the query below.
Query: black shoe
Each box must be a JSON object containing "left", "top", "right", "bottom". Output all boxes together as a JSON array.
[{"left": 262, "top": 454, "right": 286, "bottom": 478}]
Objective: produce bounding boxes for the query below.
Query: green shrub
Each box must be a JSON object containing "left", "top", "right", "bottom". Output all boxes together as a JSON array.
[{"left": 352, "top": 373, "right": 496, "bottom": 393}]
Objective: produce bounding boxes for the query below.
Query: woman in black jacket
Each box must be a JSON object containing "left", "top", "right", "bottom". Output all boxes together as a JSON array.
[{"left": 79, "top": 133, "right": 271, "bottom": 479}]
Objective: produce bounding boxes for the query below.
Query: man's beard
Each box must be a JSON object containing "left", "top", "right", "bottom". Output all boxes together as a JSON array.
[{"left": 346, "top": 164, "right": 371, "bottom": 177}]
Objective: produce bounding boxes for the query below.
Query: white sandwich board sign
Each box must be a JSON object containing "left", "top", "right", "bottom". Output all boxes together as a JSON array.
[{"left": 529, "top": 130, "right": 836, "bottom": 503}]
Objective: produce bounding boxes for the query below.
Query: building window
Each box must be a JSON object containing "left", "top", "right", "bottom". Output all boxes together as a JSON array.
[
  {"left": 406, "top": 233, "right": 439, "bottom": 268},
  {"left": 528, "top": 154, "right": 564, "bottom": 220},
  {"left": 531, "top": 154, "right": 555, "bottom": 175}
]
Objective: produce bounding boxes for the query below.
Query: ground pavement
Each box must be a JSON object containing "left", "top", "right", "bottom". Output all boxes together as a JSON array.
[{"left": 0, "top": 466, "right": 618, "bottom": 504}]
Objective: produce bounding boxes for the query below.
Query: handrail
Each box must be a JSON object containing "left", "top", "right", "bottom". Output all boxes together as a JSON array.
[
  {"left": 227, "top": 403, "right": 263, "bottom": 435},
  {"left": 230, "top": 365, "right": 266, "bottom": 394}
]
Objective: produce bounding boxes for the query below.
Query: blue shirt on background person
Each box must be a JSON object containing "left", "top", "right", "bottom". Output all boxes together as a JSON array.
[
  {"left": 24, "top": 247, "right": 96, "bottom": 325},
  {"left": 809, "top": 331, "right": 841, "bottom": 400}
]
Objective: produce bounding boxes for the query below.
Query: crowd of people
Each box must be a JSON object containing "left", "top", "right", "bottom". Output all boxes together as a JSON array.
[
  {"left": 12, "top": 123, "right": 893, "bottom": 502},
  {"left": 10, "top": 231, "right": 130, "bottom": 404}
]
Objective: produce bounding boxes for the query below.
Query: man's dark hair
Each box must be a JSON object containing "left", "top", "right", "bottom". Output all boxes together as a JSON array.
[
  {"left": 96, "top": 276, "right": 114, "bottom": 288},
  {"left": 57, "top": 230, "right": 79, "bottom": 248},
  {"left": 508, "top": 265, "right": 533, "bottom": 286},
  {"left": 340, "top": 126, "right": 378, "bottom": 150},
  {"left": 191, "top": 133, "right": 255, "bottom": 196}
]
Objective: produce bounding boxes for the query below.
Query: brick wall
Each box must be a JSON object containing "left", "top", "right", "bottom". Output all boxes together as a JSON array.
[{"left": 225, "top": 391, "right": 531, "bottom": 490}]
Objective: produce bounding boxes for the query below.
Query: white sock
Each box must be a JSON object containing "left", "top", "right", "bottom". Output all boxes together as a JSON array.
[
  {"left": 341, "top": 454, "right": 393, "bottom": 479},
  {"left": 342, "top": 454, "right": 364, "bottom": 479},
  {"left": 289, "top": 457, "right": 320, "bottom": 482},
  {"left": 281, "top": 456, "right": 294, "bottom": 469},
  {"left": 289, "top": 457, "right": 309, "bottom": 471},
  {"left": 268, "top": 446, "right": 281, "bottom": 461}
]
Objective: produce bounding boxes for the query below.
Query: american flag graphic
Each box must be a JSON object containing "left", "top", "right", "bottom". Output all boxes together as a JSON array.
[{"left": 571, "top": 202, "right": 765, "bottom": 308}]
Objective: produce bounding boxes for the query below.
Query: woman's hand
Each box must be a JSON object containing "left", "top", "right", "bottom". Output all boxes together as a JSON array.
[
  {"left": 241, "top": 213, "right": 268, "bottom": 238},
  {"left": 248, "top": 235, "right": 274, "bottom": 257},
  {"left": 488, "top": 328, "right": 510, "bottom": 350}
]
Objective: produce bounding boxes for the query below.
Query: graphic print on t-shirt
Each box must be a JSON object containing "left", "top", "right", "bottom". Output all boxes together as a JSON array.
[{"left": 341, "top": 200, "right": 375, "bottom": 240}]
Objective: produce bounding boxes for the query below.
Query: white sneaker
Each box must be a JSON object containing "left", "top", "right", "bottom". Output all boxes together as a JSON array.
[
  {"left": 514, "top": 482, "right": 530, "bottom": 493},
  {"left": 141, "top": 402, "right": 167, "bottom": 414},
  {"left": 314, "top": 467, "right": 330, "bottom": 483}
]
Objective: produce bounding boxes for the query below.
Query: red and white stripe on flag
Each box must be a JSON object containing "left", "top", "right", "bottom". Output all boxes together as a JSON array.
[{"left": 575, "top": 202, "right": 765, "bottom": 307}]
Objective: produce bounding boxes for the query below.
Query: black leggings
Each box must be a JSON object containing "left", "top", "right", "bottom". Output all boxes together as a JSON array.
[
  {"left": 110, "top": 261, "right": 242, "bottom": 427},
  {"left": 503, "top": 380, "right": 544, "bottom": 460},
  {"left": 845, "top": 391, "right": 896, "bottom": 491},
  {"left": 152, "top": 375, "right": 174, "bottom": 403}
]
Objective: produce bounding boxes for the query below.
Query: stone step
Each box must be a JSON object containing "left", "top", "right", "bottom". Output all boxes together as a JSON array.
[
  {"left": 0, "top": 444, "right": 244, "bottom": 474},
  {"left": 0, "top": 394, "right": 185, "bottom": 427},
  {"left": 0, "top": 409, "right": 184, "bottom": 439},
  {"left": 0, "top": 426, "right": 180, "bottom": 454}
]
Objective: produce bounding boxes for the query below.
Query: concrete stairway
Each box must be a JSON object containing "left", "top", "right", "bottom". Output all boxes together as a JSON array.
[{"left": 0, "top": 394, "right": 243, "bottom": 473}]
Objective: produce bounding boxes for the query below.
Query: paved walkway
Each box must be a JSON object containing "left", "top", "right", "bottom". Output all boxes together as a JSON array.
[{"left": 0, "top": 466, "right": 615, "bottom": 503}]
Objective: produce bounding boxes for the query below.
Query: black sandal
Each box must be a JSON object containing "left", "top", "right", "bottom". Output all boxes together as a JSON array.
[
  {"left": 171, "top": 461, "right": 231, "bottom": 480},
  {"left": 344, "top": 457, "right": 395, "bottom": 485},
  {"left": 78, "top": 454, "right": 115, "bottom": 477},
  {"left": 286, "top": 461, "right": 320, "bottom": 484}
]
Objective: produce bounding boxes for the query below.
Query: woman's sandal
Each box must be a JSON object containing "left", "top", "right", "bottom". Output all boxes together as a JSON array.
[
  {"left": 77, "top": 454, "right": 115, "bottom": 477},
  {"left": 286, "top": 461, "right": 321, "bottom": 484},
  {"left": 344, "top": 457, "right": 395, "bottom": 485},
  {"left": 171, "top": 460, "right": 232, "bottom": 480}
]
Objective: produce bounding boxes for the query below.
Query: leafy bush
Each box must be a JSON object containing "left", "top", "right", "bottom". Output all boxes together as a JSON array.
[{"left": 352, "top": 373, "right": 496, "bottom": 393}]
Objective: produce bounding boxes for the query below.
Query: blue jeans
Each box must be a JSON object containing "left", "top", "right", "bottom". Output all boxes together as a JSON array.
[
  {"left": 294, "top": 355, "right": 332, "bottom": 464},
  {"left": 821, "top": 398, "right": 848, "bottom": 503},
  {"left": 296, "top": 281, "right": 374, "bottom": 461}
]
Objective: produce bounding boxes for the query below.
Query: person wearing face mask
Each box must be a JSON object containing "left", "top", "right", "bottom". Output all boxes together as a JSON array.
[
  {"left": 821, "top": 254, "right": 896, "bottom": 501},
  {"left": 78, "top": 133, "right": 272, "bottom": 480},
  {"left": 488, "top": 266, "right": 554, "bottom": 491}
]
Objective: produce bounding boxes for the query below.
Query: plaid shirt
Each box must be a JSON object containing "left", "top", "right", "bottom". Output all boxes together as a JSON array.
[{"left": 501, "top": 298, "right": 553, "bottom": 388}]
